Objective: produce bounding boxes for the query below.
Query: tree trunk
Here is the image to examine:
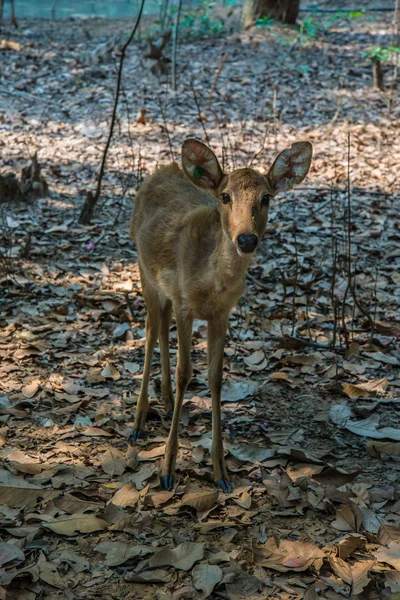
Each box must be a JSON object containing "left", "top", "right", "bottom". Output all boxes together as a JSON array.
[
  {"left": 242, "top": 0, "right": 300, "bottom": 29},
  {"left": 373, "top": 60, "right": 384, "bottom": 91}
]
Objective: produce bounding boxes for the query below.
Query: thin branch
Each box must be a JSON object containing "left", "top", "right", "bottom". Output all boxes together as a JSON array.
[
  {"left": 78, "top": 0, "right": 146, "bottom": 225},
  {"left": 157, "top": 94, "right": 175, "bottom": 161},
  {"left": 291, "top": 232, "right": 299, "bottom": 337},
  {"left": 206, "top": 53, "right": 226, "bottom": 111},
  {"left": 171, "top": 0, "right": 183, "bottom": 91},
  {"left": 190, "top": 81, "right": 210, "bottom": 146}
]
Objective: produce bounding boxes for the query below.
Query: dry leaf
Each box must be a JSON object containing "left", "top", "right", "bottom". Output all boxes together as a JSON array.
[
  {"left": 344, "top": 414, "right": 400, "bottom": 441},
  {"left": 0, "top": 543, "right": 24, "bottom": 567},
  {"left": 366, "top": 440, "right": 400, "bottom": 457},
  {"left": 94, "top": 541, "right": 151, "bottom": 566},
  {"left": 101, "top": 362, "right": 121, "bottom": 380},
  {"left": 21, "top": 380, "right": 40, "bottom": 398},
  {"left": 149, "top": 542, "right": 204, "bottom": 571},
  {"left": 253, "top": 538, "right": 326, "bottom": 572},
  {"left": 221, "top": 379, "right": 258, "bottom": 402},
  {"left": 192, "top": 563, "right": 222, "bottom": 597},
  {"left": 101, "top": 447, "right": 126, "bottom": 476},
  {"left": 44, "top": 515, "right": 108, "bottom": 536},
  {"left": 180, "top": 490, "right": 218, "bottom": 513},
  {"left": 125, "top": 569, "right": 172, "bottom": 583},
  {"left": 225, "top": 442, "right": 275, "bottom": 463},
  {"left": 137, "top": 444, "right": 166, "bottom": 461},
  {"left": 375, "top": 541, "right": 400, "bottom": 571},
  {"left": 332, "top": 504, "right": 362, "bottom": 532},
  {"left": 342, "top": 377, "right": 388, "bottom": 399},
  {"left": 111, "top": 482, "right": 139, "bottom": 507}
]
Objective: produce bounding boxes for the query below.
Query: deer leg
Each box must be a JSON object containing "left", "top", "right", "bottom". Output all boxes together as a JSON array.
[
  {"left": 161, "top": 310, "right": 193, "bottom": 489},
  {"left": 159, "top": 298, "right": 174, "bottom": 415},
  {"left": 132, "top": 281, "right": 160, "bottom": 441},
  {"left": 208, "top": 315, "right": 231, "bottom": 492}
]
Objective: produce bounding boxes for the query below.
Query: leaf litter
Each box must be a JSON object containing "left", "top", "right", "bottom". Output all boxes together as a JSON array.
[{"left": 0, "top": 5, "right": 400, "bottom": 600}]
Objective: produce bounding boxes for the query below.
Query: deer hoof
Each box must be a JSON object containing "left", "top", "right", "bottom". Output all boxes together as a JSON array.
[
  {"left": 160, "top": 475, "right": 174, "bottom": 490},
  {"left": 131, "top": 429, "right": 146, "bottom": 442},
  {"left": 217, "top": 479, "right": 233, "bottom": 493}
]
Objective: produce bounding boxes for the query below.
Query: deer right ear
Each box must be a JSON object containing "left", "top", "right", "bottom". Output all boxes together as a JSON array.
[{"left": 182, "top": 138, "right": 225, "bottom": 191}]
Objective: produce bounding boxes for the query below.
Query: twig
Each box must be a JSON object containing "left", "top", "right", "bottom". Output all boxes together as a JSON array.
[
  {"left": 300, "top": 7, "right": 397, "bottom": 12},
  {"left": 210, "top": 111, "right": 229, "bottom": 171},
  {"left": 190, "top": 81, "right": 210, "bottom": 146},
  {"left": 326, "top": 78, "right": 343, "bottom": 128},
  {"left": 78, "top": 0, "right": 146, "bottom": 225},
  {"left": 171, "top": 0, "right": 183, "bottom": 91},
  {"left": 331, "top": 232, "right": 338, "bottom": 349},
  {"left": 291, "top": 232, "right": 299, "bottom": 336},
  {"left": 284, "top": 333, "right": 344, "bottom": 353},
  {"left": 124, "top": 291, "right": 136, "bottom": 321},
  {"left": 273, "top": 87, "right": 278, "bottom": 153},
  {"left": 206, "top": 52, "right": 226, "bottom": 111},
  {"left": 346, "top": 132, "right": 352, "bottom": 262},
  {"left": 157, "top": 95, "right": 175, "bottom": 161},
  {"left": 248, "top": 127, "right": 268, "bottom": 168},
  {"left": 246, "top": 272, "right": 270, "bottom": 291}
]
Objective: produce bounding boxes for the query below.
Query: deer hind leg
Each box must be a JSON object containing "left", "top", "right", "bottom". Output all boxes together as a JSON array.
[
  {"left": 159, "top": 298, "right": 174, "bottom": 415},
  {"left": 208, "top": 315, "right": 231, "bottom": 492},
  {"left": 161, "top": 309, "right": 193, "bottom": 489},
  {"left": 132, "top": 273, "right": 160, "bottom": 441}
]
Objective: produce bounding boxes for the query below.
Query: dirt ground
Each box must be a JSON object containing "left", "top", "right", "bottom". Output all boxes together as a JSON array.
[{"left": 0, "top": 3, "right": 400, "bottom": 599}]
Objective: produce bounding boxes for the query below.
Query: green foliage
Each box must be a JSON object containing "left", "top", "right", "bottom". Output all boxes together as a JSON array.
[
  {"left": 255, "top": 16, "right": 273, "bottom": 28},
  {"left": 179, "top": 0, "right": 227, "bottom": 38},
  {"left": 298, "top": 17, "right": 321, "bottom": 43},
  {"left": 364, "top": 46, "right": 400, "bottom": 63}
]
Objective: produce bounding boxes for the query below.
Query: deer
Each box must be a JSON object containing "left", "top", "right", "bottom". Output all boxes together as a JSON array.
[{"left": 130, "top": 138, "right": 312, "bottom": 492}]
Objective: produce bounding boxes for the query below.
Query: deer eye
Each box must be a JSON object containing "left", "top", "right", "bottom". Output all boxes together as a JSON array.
[
  {"left": 221, "top": 192, "right": 231, "bottom": 204},
  {"left": 262, "top": 194, "right": 272, "bottom": 207}
]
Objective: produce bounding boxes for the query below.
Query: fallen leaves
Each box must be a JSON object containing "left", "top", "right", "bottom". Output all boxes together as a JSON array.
[
  {"left": 94, "top": 541, "right": 151, "bottom": 566},
  {"left": 375, "top": 542, "right": 400, "bottom": 571},
  {"left": 253, "top": 538, "right": 327, "bottom": 572},
  {"left": 192, "top": 563, "right": 222, "bottom": 597},
  {"left": 329, "top": 556, "right": 376, "bottom": 595},
  {"left": 342, "top": 377, "right": 388, "bottom": 399},
  {"left": 100, "top": 447, "right": 126, "bottom": 476},
  {"left": 180, "top": 489, "right": 219, "bottom": 513},
  {"left": 149, "top": 542, "right": 204, "bottom": 571},
  {"left": 44, "top": 515, "right": 108, "bottom": 536},
  {"left": 1, "top": 10, "right": 399, "bottom": 600}
]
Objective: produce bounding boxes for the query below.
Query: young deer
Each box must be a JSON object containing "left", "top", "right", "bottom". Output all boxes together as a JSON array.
[{"left": 130, "top": 139, "right": 312, "bottom": 491}]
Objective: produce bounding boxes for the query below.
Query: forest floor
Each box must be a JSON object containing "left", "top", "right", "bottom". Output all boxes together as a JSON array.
[{"left": 0, "top": 3, "right": 400, "bottom": 600}]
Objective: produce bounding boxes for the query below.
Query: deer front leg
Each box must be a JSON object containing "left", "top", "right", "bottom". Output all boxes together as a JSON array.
[
  {"left": 161, "top": 310, "right": 193, "bottom": 490},
  {"left": 208, "top": 315, "right": 231, "bottom": 493},
  {"left": 132, "top": 285, "right": 160, "bottom": 441}
]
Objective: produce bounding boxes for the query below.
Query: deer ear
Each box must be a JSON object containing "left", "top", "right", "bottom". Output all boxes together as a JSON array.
[
  {"left": 267, "top": 142, "right": 312, "bottom": 193},
  {"left": 182, "top": 138, "right": 225, "bottom": 191}
]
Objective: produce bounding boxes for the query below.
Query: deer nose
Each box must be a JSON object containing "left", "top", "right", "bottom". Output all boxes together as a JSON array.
[{"left": 237, "top": 234, "right": 258, "bottom": 253}]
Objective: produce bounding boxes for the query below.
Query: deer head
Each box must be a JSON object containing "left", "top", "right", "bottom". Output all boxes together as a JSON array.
[{"left": 182, "top": 138, "right": 312, "bottom": 256}]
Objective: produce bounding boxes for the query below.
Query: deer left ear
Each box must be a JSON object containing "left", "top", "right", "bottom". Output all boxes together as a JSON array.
[{"left": 267, "top": 142, "right": 313, "bottom": 193}]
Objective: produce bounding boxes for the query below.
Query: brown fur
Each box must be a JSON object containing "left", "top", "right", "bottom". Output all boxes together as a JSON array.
[{"left": 130, "top": 139, "right": 312, "bottom": 490}]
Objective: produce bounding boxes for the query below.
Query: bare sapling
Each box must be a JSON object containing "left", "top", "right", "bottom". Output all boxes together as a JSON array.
[{"left": 130, "top": 138, "right": 312, "bottom": 491}]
